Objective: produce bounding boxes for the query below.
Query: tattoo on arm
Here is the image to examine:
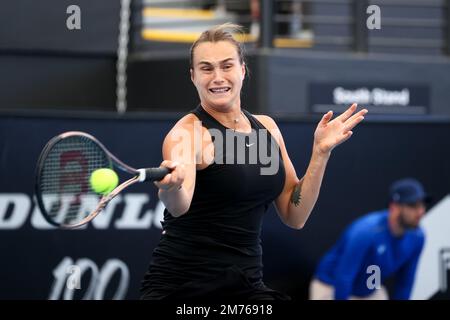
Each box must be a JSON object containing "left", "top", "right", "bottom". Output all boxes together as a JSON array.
[{"left": 290, "top": 183, "right": 302, "bottom": 207}]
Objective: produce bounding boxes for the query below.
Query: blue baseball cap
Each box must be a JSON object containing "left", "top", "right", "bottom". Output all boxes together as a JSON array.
[{"left": 389, "top": 178, "right": 430, "bottom": 204}]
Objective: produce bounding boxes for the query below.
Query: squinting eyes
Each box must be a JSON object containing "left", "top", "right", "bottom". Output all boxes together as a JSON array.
[{"left": 200, "top": 65, "right": 233, "bottom": 72}]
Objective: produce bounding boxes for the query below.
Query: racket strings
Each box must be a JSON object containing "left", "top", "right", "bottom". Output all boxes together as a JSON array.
[{"left": 39, "top": 136, "right": 111, "bottom": 224}]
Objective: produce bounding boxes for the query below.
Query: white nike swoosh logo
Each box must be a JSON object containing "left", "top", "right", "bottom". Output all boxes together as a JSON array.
[{"left": 246, "top": 143, "right": 255, "bottom": 147}]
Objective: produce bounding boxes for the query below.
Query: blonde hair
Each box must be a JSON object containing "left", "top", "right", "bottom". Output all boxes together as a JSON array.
[{"left": 190, "top": 23, "right": 246, "bottom": 68}]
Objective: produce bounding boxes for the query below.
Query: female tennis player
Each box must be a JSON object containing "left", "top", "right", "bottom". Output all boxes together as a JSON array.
[{"left": 140, "top": 23, "right": 368, "bottom": 300}]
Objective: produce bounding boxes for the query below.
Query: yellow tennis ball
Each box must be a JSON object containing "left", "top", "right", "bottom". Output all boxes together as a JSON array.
[{"left": 90, "top": 168, "right": 119, "bottom": 195}]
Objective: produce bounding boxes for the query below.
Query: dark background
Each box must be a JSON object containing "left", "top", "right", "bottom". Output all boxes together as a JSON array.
[
  {"left": 0, "top": 114, "right": 448, "bottom": 300},
  {"left": 1, "top": 0, "right": 449, "bottom": 300}
]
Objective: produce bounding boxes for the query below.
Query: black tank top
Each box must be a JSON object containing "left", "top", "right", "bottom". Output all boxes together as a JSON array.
[{"left": 141, "top": 105, "right": 286, "bottom": 298}]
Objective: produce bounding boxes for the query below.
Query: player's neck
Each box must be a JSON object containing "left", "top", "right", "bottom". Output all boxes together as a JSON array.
[
  {"left": 201, "top": 102, "right": 242, "bottom": 122},
  {"left": 388, "top": 212, "right": 405, "bottom": 237},
  {"left": 201, "top": 102, "right": 251, "bottom": 132}
]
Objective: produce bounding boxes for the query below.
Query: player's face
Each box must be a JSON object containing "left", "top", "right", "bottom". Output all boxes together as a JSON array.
[
  {"left": 190, "top": 41, "right": 246, "bottom": 111},
  {"left": 398, "top": 201, "right": 426, "bottom": 229}
]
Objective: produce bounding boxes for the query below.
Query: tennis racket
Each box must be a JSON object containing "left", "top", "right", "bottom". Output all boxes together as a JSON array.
[{"left": 35, "top": 131, "right": 170, "bottom": 229}]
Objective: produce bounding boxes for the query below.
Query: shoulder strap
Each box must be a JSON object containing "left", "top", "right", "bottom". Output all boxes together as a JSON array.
[
  {"left": 190, "top": 105, "right": 224, "bottom": 131},
  {"left": 242, "top": 109, "right": 266, "bottom": 130}
]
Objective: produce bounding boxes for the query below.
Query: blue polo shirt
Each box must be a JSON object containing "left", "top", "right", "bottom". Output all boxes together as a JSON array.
[{"left": 314, "top": 210, "right": 425, "bottom": 300}]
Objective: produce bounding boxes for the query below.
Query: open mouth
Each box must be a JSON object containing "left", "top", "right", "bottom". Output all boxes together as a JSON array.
[{"left": 209, "top": 87, "right": 231, "bottom": 94}]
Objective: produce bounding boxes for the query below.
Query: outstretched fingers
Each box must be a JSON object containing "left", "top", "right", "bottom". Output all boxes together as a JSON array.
[
  {"left": 320, "top": 110, "right": 334, "bottom": 126},
  {"left": 343, "top": 109, "right": 368, "bottom": 132},
  {"left": 335, "top": 103, "right": 358, "bottom": 123},
  {"left": 340, "top": 130, "right": 353, "bottom": 144}
]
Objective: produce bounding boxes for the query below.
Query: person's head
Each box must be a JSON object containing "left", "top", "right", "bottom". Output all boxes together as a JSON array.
[
  {"left": 388, "top": 178, "right": 430, "bottom": 230},
  {"left": 190, "top": 23, "right": 247, "bottom": 112}
]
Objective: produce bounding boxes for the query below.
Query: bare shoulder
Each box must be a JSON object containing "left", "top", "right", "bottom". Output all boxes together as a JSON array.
[
  {"left": 254, "top": 114, "right": 282, "bottom": 143},
  {"left": 173, "top": 113, "right": 199, "bottom": 128},
  {"left": 165, "top": 113, "right": 201, "bottom": 136},
  {"left": 163, "top": 113, "right": 208, "bottom": 147},
  {"left": 254, "top": 114, "right": 279, "bottom": 130}
]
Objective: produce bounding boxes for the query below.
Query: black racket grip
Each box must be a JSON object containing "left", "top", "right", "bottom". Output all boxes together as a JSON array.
[{"left": 139, "top": 167, "right": 172, "bottom": 182}]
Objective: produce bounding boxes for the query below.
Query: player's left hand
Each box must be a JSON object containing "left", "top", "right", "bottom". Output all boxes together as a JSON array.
[{"left": 313, "top": 103, "right": 368, "bottom": 155}]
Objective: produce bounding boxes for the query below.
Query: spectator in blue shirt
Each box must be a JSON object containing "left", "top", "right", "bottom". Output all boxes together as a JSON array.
[{"left": 310, "top": 178, "right": 429, "bottom": 300}]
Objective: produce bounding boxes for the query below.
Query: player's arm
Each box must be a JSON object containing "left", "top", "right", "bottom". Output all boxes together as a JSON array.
[
  {"left": 393, "top": 234, "right": 425, "bottom": 300},
  {"left": 154, "top": 114, "right": 199, "bottom": 217},
  {"left": 257, "top": 104, "right": 366, "bottom": 229},
  {"left": 332, "top": 229, "right": 373, "bottom": 300},
  {"left": 256, "top": 115, "right": 329, "bottom": 229}
]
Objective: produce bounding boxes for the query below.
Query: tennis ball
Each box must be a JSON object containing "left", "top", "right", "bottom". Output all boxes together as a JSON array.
[{"left": 90, "top": 168, "right": 119, "bottom": 195}]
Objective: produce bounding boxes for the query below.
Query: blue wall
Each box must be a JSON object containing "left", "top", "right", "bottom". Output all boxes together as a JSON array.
[{"left": 0, "top": 113, "right": 449, "bottom": 299}]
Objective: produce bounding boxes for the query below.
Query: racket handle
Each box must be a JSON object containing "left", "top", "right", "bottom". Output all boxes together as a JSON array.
[{"left": 137, "top": 167, "right": 171, "bottom": 182}]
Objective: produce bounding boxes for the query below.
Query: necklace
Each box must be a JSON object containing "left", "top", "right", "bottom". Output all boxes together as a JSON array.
[{"left": 233, "top": 111, "right": 245, "bottom": 131}]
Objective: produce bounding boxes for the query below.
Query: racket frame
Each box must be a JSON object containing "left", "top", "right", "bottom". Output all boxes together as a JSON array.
[{"left": 35, "top": 131, "right": 168, "bottom": 229}]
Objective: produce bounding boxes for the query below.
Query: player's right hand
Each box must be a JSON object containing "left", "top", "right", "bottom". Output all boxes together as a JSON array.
[{"left": 154, "top": 160, "right": 185, "bottom": 192}]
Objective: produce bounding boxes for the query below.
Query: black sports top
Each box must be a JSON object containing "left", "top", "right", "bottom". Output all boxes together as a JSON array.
[{"left": 140, "top": 105, "right": 286, "bottom": 299}]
